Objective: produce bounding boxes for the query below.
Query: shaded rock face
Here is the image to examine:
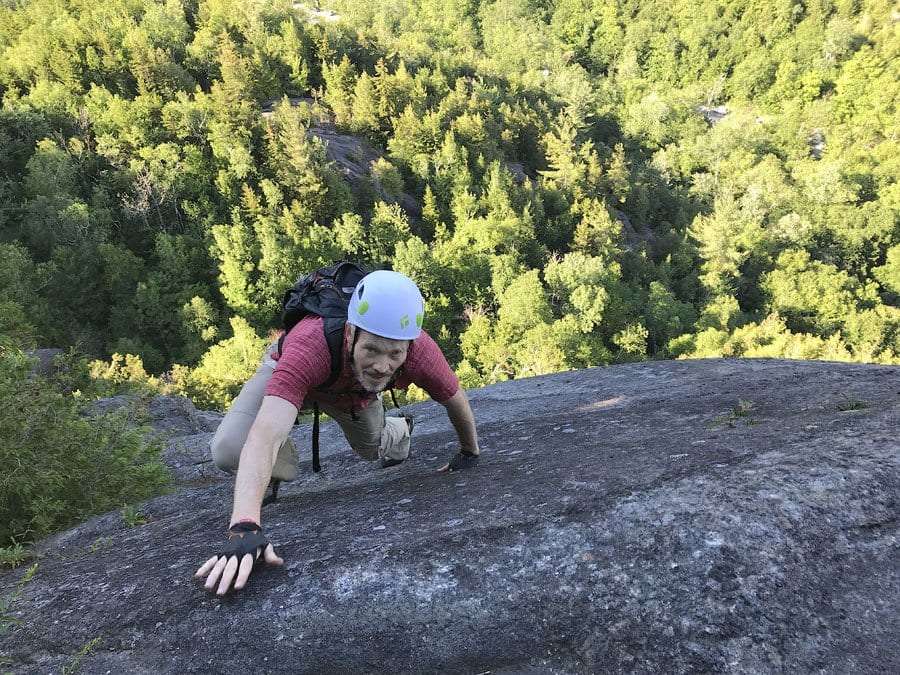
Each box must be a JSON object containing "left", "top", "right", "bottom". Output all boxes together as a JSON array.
[
  {"left": 1, "top": 359, "right": 898, "bottom": 674},
  {"left": 84, "top": 394, "right": 223, "bottom": 484},
  {"left": 260, "top": 94, "right": 420, "bottom": 220},
  {"left": 308, "top": 123, "right": 421, "bottom": 219},
  {"left": 24, "top": 348, "right": 64, "bottom": 377},
  {"left": 809, "top": 129, "right": 826, "bottom": 159},
  {"left": 698, "top": 104, "right": 729, "bottom": 124},
  {"left": 612, "top": 207, "right": 658, "bottom": 253}
]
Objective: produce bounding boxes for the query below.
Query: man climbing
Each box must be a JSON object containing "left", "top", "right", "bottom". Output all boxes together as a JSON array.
[{"left": 195, "top": 268, "right": 481, "bottom": 595}]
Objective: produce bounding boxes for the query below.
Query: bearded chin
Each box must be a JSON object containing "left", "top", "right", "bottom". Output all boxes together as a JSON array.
[
  {"left": 361, "top": 380, "right": 386, "bottom": 394},
  {"left": 352, "top": 363, "right": 390, "bottom": 394}
]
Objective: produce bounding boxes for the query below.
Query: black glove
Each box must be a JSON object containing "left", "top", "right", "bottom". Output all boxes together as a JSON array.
[
  {"left": 219, "top": 522, "right": 269, "bottom": 563},
  {"left": 446, "top": 448, "right": 480, "bottom": 471},
  {"left": 195, "top": 521, "right": 284, "bottom": 594}
]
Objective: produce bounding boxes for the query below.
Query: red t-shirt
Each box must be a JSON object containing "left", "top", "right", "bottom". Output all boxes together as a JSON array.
[{"left": 264, "top": 315, "right": 460, "bottom": 412}]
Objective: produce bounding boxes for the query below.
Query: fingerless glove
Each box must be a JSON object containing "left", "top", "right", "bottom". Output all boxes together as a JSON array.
[{"left": 219, "top": 522, "right": 268, "bottom": 562}]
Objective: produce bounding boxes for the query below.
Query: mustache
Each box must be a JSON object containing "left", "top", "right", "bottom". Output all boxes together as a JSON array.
[{"left": 352, "top": 364, "right": 395, "bottom": 391}]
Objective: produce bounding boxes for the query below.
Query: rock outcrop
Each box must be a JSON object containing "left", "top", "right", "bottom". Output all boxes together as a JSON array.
[
  {"left": 24, "top": 348, "right": 64, "bottom": 378},
  {"left": 698, "top": 105, "right": 729, "bottom": 124},
  {"left": 809, "top": 129, "right": 826, "bottom": 160},
  {"left": 83, "top": 394, "right": 223, "bottom": 484},
  {"left": 260, "top": 97, "right": 422, "bottom": 220},
  {"left": 1, "top": 358, "right": 898, "bottom": 673}
]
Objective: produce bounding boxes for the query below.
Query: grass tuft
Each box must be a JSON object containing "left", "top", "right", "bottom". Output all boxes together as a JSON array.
[
  {"left": 0, "top": 563, "right": 38, "bottom": 637},
  {"left": 708, "top": 399, "right": 757, "bottom": 428},
  {"left": 0, "top": 543, "right": 32, "bottom": 569},
  {"left": 61, "top": 637, "right": 102, "bottom": 675},
  {"left": 836, "top": 393, "right": 869, "bottom": 411},
  {"left": 120, "top": 504, "right": 148, "bottom": 528}
]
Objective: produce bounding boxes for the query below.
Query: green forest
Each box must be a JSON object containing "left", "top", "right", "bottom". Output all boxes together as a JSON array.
[
  {"left": 2, "top": 0, "right": 898, "bottom": 400},
  {"left": 0, "top": 0, "right": 898, "bottom": 547}
]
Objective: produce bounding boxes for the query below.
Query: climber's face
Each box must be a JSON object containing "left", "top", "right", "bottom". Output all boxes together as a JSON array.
[{"left": 350, "top": 327, "right": 408, "bottom": 393}]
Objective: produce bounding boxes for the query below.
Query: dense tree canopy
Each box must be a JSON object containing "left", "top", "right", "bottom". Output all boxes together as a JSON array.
[{"left": 0, "top": 0, "right": 897, "bottom": 410}]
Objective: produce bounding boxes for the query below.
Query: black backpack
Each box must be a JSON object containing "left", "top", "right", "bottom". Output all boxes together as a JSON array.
[
  {"left": 277, "top": 260, "right": 369, "bottom": 389},
  {"left": 273, "top": 262, "right": 369, "bottom": 481}
]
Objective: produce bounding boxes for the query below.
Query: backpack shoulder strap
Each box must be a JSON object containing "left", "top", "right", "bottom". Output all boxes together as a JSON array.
[
  {"left": 319, "top": 315, "right": 347, "bottom": 389},
  {"left": 312, "top": 402, "right": 321, "bottom": 473}
]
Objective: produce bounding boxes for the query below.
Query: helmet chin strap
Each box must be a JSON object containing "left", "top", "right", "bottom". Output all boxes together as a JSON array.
[{"left": 348, "top": 324, "right": 361, "bottom": 364}]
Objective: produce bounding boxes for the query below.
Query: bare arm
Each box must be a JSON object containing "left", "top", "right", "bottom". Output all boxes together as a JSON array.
[
  {"left": 440, "top": 387, "right": 479, "bottom": 455},
  {"left": 229, "top": 395, "right": 298, "bottom": 527},
  {"left": 195, "top": 395, "right": 296, "bottom": 595}
]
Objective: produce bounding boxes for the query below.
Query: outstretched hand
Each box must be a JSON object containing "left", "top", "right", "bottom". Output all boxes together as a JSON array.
[
  {"left": 438, "top": 448, "right": 480, "bottom": 473},
  {"left": 195, "top": 522, "right": 283, "bottom": 595}
]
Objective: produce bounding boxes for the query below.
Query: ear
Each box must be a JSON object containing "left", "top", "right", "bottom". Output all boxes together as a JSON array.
[{"left": 346, "top": 323, "right": 360, "bottom": 360}]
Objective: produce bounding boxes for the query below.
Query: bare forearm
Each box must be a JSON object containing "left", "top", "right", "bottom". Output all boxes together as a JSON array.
[
  {"left": 230, "top": 433, "right": 279, "bottom": 527},
  {"left": 229, "top": 396, "right": 297, "bottom": 526},
  {"left": 442, "top": 388, "right": 479, "bottom": 454}
]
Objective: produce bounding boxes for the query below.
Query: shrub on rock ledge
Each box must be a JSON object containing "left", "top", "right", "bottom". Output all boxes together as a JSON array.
[{"left": 0, "top": 349, "right": 171, "bottom": 547}]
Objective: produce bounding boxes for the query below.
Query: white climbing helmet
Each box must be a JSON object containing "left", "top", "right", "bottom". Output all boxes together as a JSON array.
[{"left": 347, "top": 270, "right": 425, "bottom": 340}]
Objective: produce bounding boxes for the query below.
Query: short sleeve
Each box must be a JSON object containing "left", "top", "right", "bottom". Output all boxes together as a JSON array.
[
  {"left": 264, "top": 316, "right": 331, "bottom": 410},
  {"left": 401, "top": 330, "right": 460, "bottom": 403}
]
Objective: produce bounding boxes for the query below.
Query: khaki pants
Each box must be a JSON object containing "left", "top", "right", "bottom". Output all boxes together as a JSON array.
[{"left": 210, "top": 346, "right": 410, "bottom": 480}]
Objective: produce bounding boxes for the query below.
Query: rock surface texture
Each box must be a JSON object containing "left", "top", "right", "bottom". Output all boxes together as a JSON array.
[{"left": 1, "top": 358, "right": 898, "bottom": 674}]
